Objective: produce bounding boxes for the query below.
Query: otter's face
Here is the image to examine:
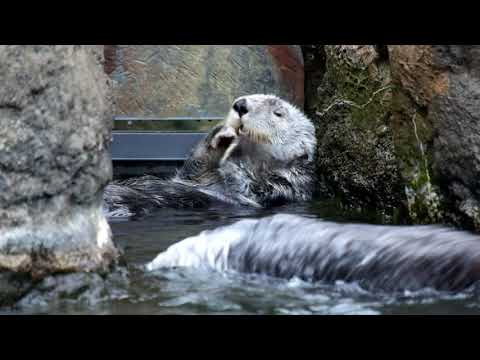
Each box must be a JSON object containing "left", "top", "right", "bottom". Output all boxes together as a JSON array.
[{"left": 224, "top": 94, "right": 316, "bottom": 162}]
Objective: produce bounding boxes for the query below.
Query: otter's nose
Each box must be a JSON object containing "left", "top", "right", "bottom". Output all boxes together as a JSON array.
[{"left": 233, "top": 99, "right": 248, "bottom": 117}]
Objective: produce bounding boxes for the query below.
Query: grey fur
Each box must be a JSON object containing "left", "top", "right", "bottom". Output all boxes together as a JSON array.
[
  {"left": 104, "top": 95, "right": 317, "bottom": 217},
  {"left": 147, "top": 214, "right": 480, "bottom": 292}
]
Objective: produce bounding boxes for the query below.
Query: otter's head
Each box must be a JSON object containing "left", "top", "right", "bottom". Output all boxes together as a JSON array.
[{"left": 223, "top": 94, "right": 316, "bottom": 162}]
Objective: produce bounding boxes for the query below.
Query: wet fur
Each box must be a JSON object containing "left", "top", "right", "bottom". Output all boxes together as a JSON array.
[
  {"left": 103, "top": 95, "right": 317, "bottom": 217},
  {"left": 147, "top": 214, "right": 480, "bottom": 292}
]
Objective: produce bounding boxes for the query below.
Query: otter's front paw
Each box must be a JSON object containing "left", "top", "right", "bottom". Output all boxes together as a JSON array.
[
  {"left": 210, "top": 126, "right": 237, "bottom": 150},
  {"left": 209, "top": 126, "right": 241, "bottom": 165}
]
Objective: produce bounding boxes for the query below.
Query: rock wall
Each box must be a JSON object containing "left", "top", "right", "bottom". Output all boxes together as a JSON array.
[
  {"left": 389, "top": 45, "right": 480, "bottom": 230},
  {"left": 304, "top": 45, "right": 480, "bottom": 231},
  {"left": 0, "top": 45, "right": 120, "bottom": 305},
  {"left": 303, "top": 45, "right": 403, "bottom": 216}
]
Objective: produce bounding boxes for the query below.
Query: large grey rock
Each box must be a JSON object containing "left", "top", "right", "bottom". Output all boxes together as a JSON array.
[
  {"left": 103, "top": 45, "right": 304, "bottom": 116},
  {"left": 0, "top": 45, "right": 120, "bottom": 305},
  {"left": 389, "top": 45, "right": 480, "bottom": 230}
]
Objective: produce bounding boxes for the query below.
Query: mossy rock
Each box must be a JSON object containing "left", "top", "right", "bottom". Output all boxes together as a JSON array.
[
  {"left": 389, "top": 45, "right": 480, "bottom": 231},
  {"left": 307, "top": 45, "right": 403, "bottom": 214}
]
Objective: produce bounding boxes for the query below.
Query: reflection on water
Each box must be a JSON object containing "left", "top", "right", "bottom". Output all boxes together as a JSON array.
[{"left": 3, "top": 200, "right": 480, "bottom": 315}]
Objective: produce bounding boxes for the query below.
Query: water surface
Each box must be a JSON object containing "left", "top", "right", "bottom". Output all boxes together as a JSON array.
[{"left": 5, "top": 200, "right": 480, "bottom": 315}]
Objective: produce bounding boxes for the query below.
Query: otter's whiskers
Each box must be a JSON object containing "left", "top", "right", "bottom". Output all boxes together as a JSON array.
[{"left": 239, "top": 127, "right": 272, "bottom": 145}]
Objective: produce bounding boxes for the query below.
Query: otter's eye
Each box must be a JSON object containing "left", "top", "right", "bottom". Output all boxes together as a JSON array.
[{"left": 273, "top": 110, "right": 283, "bottom": 117}]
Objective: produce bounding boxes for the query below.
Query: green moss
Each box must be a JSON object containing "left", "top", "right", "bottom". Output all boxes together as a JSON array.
[
  {"left": 405, "top": 162, "right": 444, "bottom": 224},
  {"left": 391, "top": 91, "right": 446, "bottom": 224},
  {"left": 311, "top": 46, "right": 403, "bottom": 212},
  {"left": 324, "top": 50, "right": 391, "bottom": 132}
]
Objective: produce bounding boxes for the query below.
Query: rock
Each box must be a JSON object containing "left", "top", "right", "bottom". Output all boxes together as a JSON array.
[
  {"left": 302, "top": 45, "right": 326, "bottom": 116},
  {"left": 0, "top": 45, "right": 120, "bottom": 306},
  {"left": 305, "top": 45, "right": 403, "bottom": 214},
  {"left": 103, "top": 45, "right": 304, "bottom": 117},
  {"left": 389, "top": 45, "right": 480, "bottom": 230}
]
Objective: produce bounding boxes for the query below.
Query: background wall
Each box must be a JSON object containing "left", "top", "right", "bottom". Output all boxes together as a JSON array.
[{"left": 103, "top": 45, "right": 304, "bottom": 117}]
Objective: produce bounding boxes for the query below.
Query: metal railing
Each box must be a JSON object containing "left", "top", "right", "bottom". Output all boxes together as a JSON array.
[
  {"left": 114, "top": 116, "right": 224, "bottom": 122},
  {"left": 111, "top": 116, "right": 223, "bottom": 161}
]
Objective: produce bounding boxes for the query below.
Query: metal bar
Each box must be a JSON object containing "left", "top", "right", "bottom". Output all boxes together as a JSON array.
[
  {"left": 110, "top": 132, "right": 207, "bottom": 161},
  {"left": 114, "top": 116, "right": 224, "bottom": 122}
]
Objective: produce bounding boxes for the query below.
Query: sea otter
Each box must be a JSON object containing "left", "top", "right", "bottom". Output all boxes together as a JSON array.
[
  {"left": 103, "top": 94, "right": 317, "bottom": 217},
  {"left": 147, "top": 214, "right": 480, "bottom": 293}
]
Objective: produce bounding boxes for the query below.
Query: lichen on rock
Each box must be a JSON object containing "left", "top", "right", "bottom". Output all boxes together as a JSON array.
[
  {"left": 304, "top": 45, "right": 403, "bottom": 214},
  {"left": 304, "top": 44, "right": 480, "bottom": 231}
]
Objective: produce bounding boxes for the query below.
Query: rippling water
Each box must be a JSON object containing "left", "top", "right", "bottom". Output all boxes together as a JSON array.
[{"left": 3, "top": 200, "right": 480, "bottom": 315}]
